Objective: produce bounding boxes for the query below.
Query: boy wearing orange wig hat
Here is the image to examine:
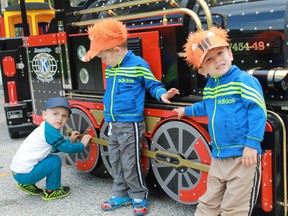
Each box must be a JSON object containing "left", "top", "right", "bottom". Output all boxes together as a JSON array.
[
  {"left": 173, "top": 27, "right": 266, "bottom": 215},
  {"left": 84, "top": 19, "right": 179, "bottom": 215}
]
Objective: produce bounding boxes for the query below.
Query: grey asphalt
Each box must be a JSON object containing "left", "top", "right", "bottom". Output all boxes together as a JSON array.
[{"left": 0, "top": 87, "right": 196, "bottom": 216}]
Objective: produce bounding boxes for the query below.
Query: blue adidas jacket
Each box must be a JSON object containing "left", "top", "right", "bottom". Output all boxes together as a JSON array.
[
  {"left": 185, "top": 65, "right": 267, "bottom": 158},
  {"left": 103, "top": 50, "right": 167, "bottom": 122}
]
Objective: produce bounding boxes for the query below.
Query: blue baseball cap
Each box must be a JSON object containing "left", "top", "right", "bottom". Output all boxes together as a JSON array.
[{"left": 44, "top": 97, "right": 71, "bottom": 116}]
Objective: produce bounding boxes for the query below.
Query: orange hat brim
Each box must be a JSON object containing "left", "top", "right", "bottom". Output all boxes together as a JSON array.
[{"left": 83, "top": 50, "right": 99, "bottom": 62}]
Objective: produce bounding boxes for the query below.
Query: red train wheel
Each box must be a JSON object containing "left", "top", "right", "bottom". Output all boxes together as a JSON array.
[
  {"left": 62, "top": 108, "right": 99, "bottom": 172},
  {"left": 151, "top": 120, "right": 211, "bottom": 204},
  {"left": 99, "top": 122, "right": 150, "bottom": 177}
]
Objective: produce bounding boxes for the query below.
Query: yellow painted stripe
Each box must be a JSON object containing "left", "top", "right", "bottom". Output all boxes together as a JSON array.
[{"left": 0, "top": 171, "right": 12, "bottom": 178}]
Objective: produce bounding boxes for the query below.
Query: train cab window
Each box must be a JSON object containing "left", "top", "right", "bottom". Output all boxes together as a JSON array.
[
  {"left": 220, "top": 0, "right": 245, "bottom": 2},
  {"left": 38, "top": 22, "right": 49, "bottom": 34},
  {"left": 70, "top": 0, "right": 88, "bottom": 7},
  {"left": 14, "top": 23, "right": 30, "bottom": 37}
]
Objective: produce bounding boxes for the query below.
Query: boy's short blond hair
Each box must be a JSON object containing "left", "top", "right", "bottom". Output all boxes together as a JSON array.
[
  {"left": 184, "top": 27, "right": 230, "bottom": 69},
  {"left": 84, "top": 19, "right": 128, "bottom": 62}
]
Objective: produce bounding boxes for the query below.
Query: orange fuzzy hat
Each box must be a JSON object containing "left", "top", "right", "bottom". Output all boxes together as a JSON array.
[
  {"left": 84, "top": 19, "right": 128, "bottom": 62},
  {"left": 184, "top": 27, "right": 230, "bottom": 69}
]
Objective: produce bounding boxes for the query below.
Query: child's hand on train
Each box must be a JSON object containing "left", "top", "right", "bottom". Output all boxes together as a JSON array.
[
  {"left": 161, "top": 88, "right": 180, "bottom": 103},
  {"left": 81, "top": 134, "right": 92, "bottom": 148},
  {"left": 70, "top": 131, "right": 80, "bottom": 142},
  {"left": 172, "top": 107, "right": 186, "bottom": 119}
]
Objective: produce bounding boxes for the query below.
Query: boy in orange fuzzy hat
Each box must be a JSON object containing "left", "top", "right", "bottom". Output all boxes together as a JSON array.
[
  {"left": 84, "top": 19, "right": 179, "bottom": 216},
  {"left": 173, "top": 27, "right": 267, "bottom": 215}
]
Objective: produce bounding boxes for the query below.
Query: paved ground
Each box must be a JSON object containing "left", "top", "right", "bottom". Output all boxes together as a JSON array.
[{"left": 0, "top": 87, "right": 196, "bottom": 216}]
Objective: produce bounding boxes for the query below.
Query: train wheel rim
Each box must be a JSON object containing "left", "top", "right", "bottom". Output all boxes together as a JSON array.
[
  {"left": 99, "top": 122, "right": 150, "bottom": 178},
  {"left": 62, "top": 108, "right": 99, "bottom": 172},
  {"left": 151, "top": 120, "right": 211, "bottom": 204}
]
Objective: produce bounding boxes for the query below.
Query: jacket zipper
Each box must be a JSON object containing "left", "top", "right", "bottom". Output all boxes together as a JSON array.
[
  {"left": 212, "top": 78, "right": 220, "bottom": 157},
  {"left": 110, "top": 68, "right": 117, "bottom": 122}
]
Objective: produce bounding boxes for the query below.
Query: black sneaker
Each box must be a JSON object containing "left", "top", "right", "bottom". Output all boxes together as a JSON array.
[
  {"left": 17, "top": 184, "right": 43, "bottom": 196},
  {"left": 42, "top": 186, "right": 71, "bottom": 201}
]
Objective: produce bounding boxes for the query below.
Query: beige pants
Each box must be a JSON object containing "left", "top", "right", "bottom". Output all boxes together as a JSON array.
[{"left": 194, "top": 155, "right": 261, "bottom": 216}]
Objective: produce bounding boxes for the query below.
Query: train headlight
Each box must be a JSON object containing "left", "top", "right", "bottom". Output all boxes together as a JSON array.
[
  {"left": 79, "top": 68, "right": 89, "bottom": 84},
  {"left": 274, "top": 69, "right": 288, "bottom": 90},
  {"left": 77, "top": 45, "right": 87, "bottom": 62},
  {"left": 248, "top": 68, "right": 288, "bottom": 91}
]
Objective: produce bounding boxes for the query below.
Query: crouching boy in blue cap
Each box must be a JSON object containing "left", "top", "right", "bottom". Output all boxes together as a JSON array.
[{"left": 10, "top": 97, "right": 92, "bottom": 201}]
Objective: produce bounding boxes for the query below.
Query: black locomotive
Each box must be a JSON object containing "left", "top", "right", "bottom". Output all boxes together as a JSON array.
[{"left": 1, "top": 1, "right": 287, "bottom": 215}]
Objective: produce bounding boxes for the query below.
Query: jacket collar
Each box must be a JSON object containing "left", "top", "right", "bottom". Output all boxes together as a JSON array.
[
  {"left": 212, "top": 65, "right": 238, "bottom": 80},
  {"left": 114, "top": 50, "right": 133, "bottom": 68}
]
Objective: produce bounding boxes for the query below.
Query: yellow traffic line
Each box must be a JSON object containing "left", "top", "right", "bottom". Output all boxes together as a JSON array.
[{"left": 0, "top": 171, "right": 12, "bottom": 178}]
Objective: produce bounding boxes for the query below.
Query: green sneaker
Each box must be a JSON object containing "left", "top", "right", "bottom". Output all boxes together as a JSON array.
[
  {"left": 16, "top": 184, "right": 43, "bottom": 196},
  {"left": 42, "top": 186, "right": 71, "bottom": 201}
]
